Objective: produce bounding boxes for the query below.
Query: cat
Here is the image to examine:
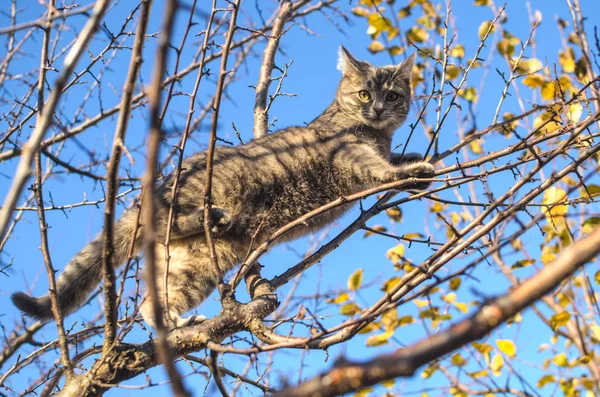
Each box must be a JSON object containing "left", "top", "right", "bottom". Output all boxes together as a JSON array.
[{"left": 12, "top": 46, "right": 434, "bottom": 329}]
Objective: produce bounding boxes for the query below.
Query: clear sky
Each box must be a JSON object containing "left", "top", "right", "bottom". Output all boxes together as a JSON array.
[{"left": 0, "top": 0, "right": 598, "bottom": 396}]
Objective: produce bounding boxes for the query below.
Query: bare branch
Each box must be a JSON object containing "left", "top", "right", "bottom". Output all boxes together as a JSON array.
[{"left": 253, "top": 0, "right": 293, "bottom": 138}]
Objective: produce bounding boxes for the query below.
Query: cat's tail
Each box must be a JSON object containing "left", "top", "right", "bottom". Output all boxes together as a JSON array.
[{"left": 12, "top": 209, "right": 141, "bottom": 322}]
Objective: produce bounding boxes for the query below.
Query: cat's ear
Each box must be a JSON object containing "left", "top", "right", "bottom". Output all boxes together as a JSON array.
[
  {"left": 396, "top": 52, "right": 417, "bottom": 81},
  {"left": 337, "top": 45, "right": 367, "bottom": 76},
  {"left": 395, "top": 53, "right": 416, "bottom": 81}
]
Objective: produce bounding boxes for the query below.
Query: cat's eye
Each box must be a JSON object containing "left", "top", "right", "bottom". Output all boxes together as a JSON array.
[
  {"left": 386, "top": 92, "right": 399, "bottom": 102},
  {"left": 358, "top": 90, "right": 371, "bottom": 101}
]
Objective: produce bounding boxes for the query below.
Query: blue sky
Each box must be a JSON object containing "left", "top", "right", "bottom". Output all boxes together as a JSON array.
[{"left": 1, "top": 0, "right": 599, "bottom": 395}]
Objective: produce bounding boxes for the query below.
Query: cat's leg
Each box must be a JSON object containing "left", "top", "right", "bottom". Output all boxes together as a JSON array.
[
  {"left": 140, "top": 238, "right": 239, "bottom": 330},
  {"left": 156, "top": 205, "right": 233, "bottom": 242},
  {"left": 389, "top": 152, "right": 433, "bottom": 189},
  {"left": 390, "top": 152, "right": 423, "bottom": 165},
  {"left": 139, "top": 268, "right": 214, "bottom": 330},
  {"left": 335, "top": 144, "right": 434, "bottom": 190}
]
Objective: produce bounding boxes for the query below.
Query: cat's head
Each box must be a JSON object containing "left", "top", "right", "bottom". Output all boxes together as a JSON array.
[{"left": 336, "top": 46, "right": 415, "bottom": 130}]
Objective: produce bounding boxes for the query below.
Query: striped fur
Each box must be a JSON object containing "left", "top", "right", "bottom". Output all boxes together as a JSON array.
[{"left": 12, "top": 47, "right": 433, "bottom": 329}]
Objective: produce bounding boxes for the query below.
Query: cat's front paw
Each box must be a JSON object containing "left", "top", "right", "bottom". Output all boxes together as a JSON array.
[
  {"left": 390, "top": 152, "right": 423, "bottom": 165},
  {"left": 399, "top": 161, "right": 435, "bottom": 190},
  {"left": 210, "top": 207, "right": 232, "bottom": 234}
]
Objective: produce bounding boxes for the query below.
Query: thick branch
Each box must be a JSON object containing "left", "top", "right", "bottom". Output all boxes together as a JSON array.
[{"left": 274, "top": 225, "right": 600, "bottom": 397}]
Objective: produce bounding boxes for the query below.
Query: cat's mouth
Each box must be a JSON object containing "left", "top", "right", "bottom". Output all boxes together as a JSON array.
[{"left": 365, "top": 115, "right": 392, "bottom": 128}]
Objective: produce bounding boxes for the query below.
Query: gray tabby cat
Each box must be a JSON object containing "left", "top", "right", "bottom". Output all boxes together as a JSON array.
[{"left": 12, "top": 46, "right": 434, "bottom": 329}]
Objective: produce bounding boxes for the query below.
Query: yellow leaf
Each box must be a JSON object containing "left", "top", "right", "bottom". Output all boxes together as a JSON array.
[
  {"left": 407, "top": 26, "right": 429, "bottom": 43},
  {"left": 581, "top": 184, "right": 600, "bottom": 198},
  {"left": 472, "top": 342, "right": 493, "bottom": 354},
  {"left": 451, "top": 353, "right": 467, "bottom": 366},
  {"left": 474, "top": 0, "right": 489, "bottom": 5},
  {"left": 459, "top": 87, "right": 477, "bottom": 102},
  {"left": 500, "top": 112, "right": 518, "bottom": 136},
  {"left": 454, "top": 302, "right": 469, "bottom": 313},
  {"left": 386, "top": 206, "right": 403, "bottom": 222},
  {"left": 328, "top": 292, "right": 349, "bottom": 304},
  {"left": 511, "top": 259, "right": 535, "bottom": 269},
  {"left": 404, "top": 232, "right": 425, "bottom": 239},
  {"left": 582, "top": 217, "right": 600, "bottom": 233},
  {"left": 386, "top": 244, "right": 406, "bottom": 263},
  {"left": 414, "top": 299, "right": 429, "bottom": 308},
  {"left": 549, "top": 312, "right": 571, "bottom": 330},
  {"left": 348, "top": 268, "right": 364, "bottom": 291},
  {"left": 340, "top": 303, "right": 360, "bottom": 316},
  {"left": 522, "top": 74, "right": 546, "bottom": 88},
  {"left": 559, "top": 49, "right": 576, "bottom": 73},
  {"left": 431, "top": 202, "right": 444, "bottom": 213},
  {"left": 533, "top": 112, "right": 562, "bottom": 134},
  {"left": 381, "top": 308, "right": 398, "bottom": 330},
  {"left": 358, "top": 322, "right": 381, "bottom": 334},
  {"left": 380, "top": 379, "right": 395, "bottom": 389},
  {"left": 398, "top": 315, "right": 414, "bottom": 326},
  {"left": 449, "top": 277, "right": 461, "bottom": 290},
  {"left": 478, "top": 21, "right": 495, "bottom": 40},
  {"left": 489, "top": 353, "right": 504, "bottom": 376},
  {"left": 368, "top": 41, "right": 385, "bottom": 53},
  {"left": 541, "top": 245, "right": 557, "bottom": 265},
  {"left": 382, "top": 277, "right": 402, "bottom": 292},
  {"left": 496, "top": 339, "right": 516, "bottom": 357},
  {"left": 353, "top": 387, "right": 373, "bottom": 397},
  {"left": 542, "top": 187, "right": 569, "bottom": 222},
  {"left": 537, "top": 374, "right": 556, "bottom": 388},
  {"left": 397, "top": 6, "right": 411, "bottom": 19},
  {"left": 442, "top": 292, "right": 457, "bottom": 303},
  {"left": 469, "top": 139, "right": 483, "bottom": 154},
  {"left": 364, "top": 224, "right": 387, "bottom": 238},
  {"left": 520, "top": 58, "right": 543, "bottom": 73},
  {"left": 449, "top": 44, "right": 465, "bottom": 58},
  {"left": 575, "top": 57, "right": 588, "bottom": 83},
  {"left": 365, "top": 329, "right": 394, "bottom": 346},
  {"left": 445, "top": 64, "right": 461, "bottom": 80},
  {"left": 421, "top": 365, "right": 437, "bottom": 378},
  {"left": 541, "top": 81, "right": 556, "bottom": 100},
  {"left": 566, "top": 103, "right": 583, "bottom": 122},
  {"left": 351, "top": 7, "right": 370, "bottom": 17},
  {"left": 389, "top": 46, "right": 405, "bottom": 56},
  {"left": 596, "top": 270, "right": 600, "bottom": 285},
  {"left": 469, "top": 369, "right": 489, "bottom": 378},
  {"left": 553, "top": 352, "right": 569, "bottom": 367}
]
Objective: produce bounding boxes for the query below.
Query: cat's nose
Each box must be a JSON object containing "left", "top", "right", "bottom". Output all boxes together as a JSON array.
[{"left": 374, "top": 106, "right": 384, "bottom": 116}]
